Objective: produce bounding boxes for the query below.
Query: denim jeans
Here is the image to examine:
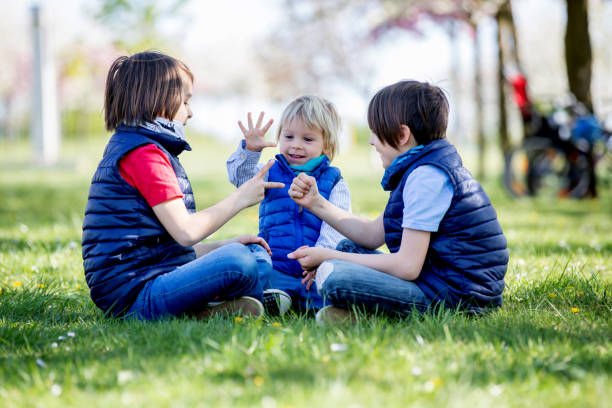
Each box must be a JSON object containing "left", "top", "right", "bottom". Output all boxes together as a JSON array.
[
  {"left": 248, "top": 243, "right": 324, "bottom": 310},
  {"left": 127, "top": 243, "right": 264, "bottom": 320},
  {"left": 318, "top": 239, "right": 431, "bottom": 316}
]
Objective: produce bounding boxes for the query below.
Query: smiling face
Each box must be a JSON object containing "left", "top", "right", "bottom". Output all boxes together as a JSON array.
[{"left": 279, "top": 118, "right": 326, "bottom": 165}]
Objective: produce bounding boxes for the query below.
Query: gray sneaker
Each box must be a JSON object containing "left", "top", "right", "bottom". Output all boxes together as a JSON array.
[
  {"left": 263, "top": 289, "right": 292, "bottom": 316},
  {"left": 315, "top": 305, "right": 357, "bottom": 324},
  {"left": 195, "top": 296, "right": 264, "bottom": 319}
]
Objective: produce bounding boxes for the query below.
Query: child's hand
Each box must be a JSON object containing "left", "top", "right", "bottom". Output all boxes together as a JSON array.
[
  {"left": 238, "top": 112, "right": 276, "bottom": 152},
  {"left": 236, "top": 160, "right": 284, "bottom": 208},
  {"left": 301, "top": 269, "right": 317, "bottom": 290},
  {"left": 232, "top": 234, "right": 272, "bottom": 255},
  {"left": 287, "top": 245, "right": 331, "bottom": 271},
  {"left": 288, "top": 173, "right": 320, "bottom": 208}
]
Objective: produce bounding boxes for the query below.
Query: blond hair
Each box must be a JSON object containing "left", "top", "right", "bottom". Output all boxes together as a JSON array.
[{"left": 277, "top": 95, "right": 341, "bottom": 161}]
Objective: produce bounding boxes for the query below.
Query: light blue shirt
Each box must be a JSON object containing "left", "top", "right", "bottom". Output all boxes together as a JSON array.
[{"left": 401, "top": 165, "right": 453, "bottom": 232}]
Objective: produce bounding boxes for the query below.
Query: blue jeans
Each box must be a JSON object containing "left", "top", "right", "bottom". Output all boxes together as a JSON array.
[
  {"left": 318, "top": 239, "right": 431, "bottom": 316},
  {"left": 247, "top": 243, "right": 324, "bottom": 310},
  {"left": 127, "top": 243, "right": 264, "bottom": 320}
]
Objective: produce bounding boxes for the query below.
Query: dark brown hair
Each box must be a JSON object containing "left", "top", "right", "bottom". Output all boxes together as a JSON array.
[
  {"left": 367, "top": 80, "right": 449, "bottom": 148},
  {"left": 104, "top": 51, "right": 193, "bottom": 130}
]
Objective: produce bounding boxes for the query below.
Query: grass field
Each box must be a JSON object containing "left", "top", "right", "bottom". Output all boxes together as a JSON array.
[{"left": 1, "top": 134, "right": 611, "bottom": 407}]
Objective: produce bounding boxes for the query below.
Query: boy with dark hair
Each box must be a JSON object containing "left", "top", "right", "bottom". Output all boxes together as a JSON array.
[{"left": 287, "top": 80, "right": 509, "bottom": 323}]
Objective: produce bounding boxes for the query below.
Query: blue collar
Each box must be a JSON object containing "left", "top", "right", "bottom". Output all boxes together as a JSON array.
[
  {"left": 289, "top": 155, "right": 327, "bottom": 175},
  {"left": 380, "top": 145, "right": 425, "bottom": 191}
]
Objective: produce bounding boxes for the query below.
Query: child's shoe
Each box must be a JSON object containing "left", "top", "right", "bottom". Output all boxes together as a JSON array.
[
  {"left": 315, "top": 305, "right": 357, "bottom": 325},
  {"left": 263, "top": 289, "right": 292, "bottom": 316},
  {"left": 196, "top": 296, "right": 264, "bottom": 319}
]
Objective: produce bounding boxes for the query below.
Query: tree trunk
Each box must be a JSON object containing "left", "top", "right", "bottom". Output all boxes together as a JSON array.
[
  {"left": 495, "top": 10, "right": 511, "bottom": 155},
  {"left": 565, "top": 0, "right": 593, "bottom": 112},
  {"left": 472, "top": 20, "right": 485, "bottom": 180}
]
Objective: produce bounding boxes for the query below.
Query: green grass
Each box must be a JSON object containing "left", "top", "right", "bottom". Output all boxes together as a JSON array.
[{"left": 1, "top": 134, "right": 611, "bottom": 407}]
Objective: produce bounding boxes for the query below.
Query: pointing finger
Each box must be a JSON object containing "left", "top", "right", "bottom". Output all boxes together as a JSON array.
[
  {"left": 255, "top": 160, "right": 275, "bottom": 179},
  {"left": 264, "top": 182, "right": 285, "bottom": 189}
]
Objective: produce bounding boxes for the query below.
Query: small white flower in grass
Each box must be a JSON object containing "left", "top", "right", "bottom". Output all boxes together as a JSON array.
[
  {"left": 415, "top": 334, "right": 425, "bottom": 346},
  {"left": 558, "top": 240, "right": 569, "bottom": 249},
  {"left": 65, "top": 346, "right": 71, "bottom": 351},
  {"left": 488, "top": 384, "right": 503, "bottom": 396},
  {"left": 30, "top": 265, "right": 39, "bottom": 272},
  {"left": 50, "top": 384, "right": 62, "bottom": 396},
  {"left": 19, "top": 223, "right": 29, "bottom": 233},
  {"left": 57, "top": 336, "right": 65, "bottom": 341},
  {"left": 67, "top": 331, "right": 75, "bottom": 338},
  {"left": 68, "top": 241, "right": 78, "bottom": 249},
  {"left": 261, "top": 396, "right": 277, "bottom": 408},
  {"left": 330, "top": 343, "right": 347, "bottom": 352},
  {"left": 51, "top": 342, "right": 58, "bottom": 348},
  {"left": 117, "top": 370, "right": 134, "bottom": 385},
  {"left": 36, "top": 358, "right": 46, "bottom": 368},
  {"left": 411, "top": 366, "right": 422, "bottom": 376}
]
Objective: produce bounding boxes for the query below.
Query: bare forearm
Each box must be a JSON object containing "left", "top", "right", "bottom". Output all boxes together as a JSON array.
[
  {"left": 309, "top": 198, "right": 384, "bottom": 249},
  {"left": 154, "top": 192, "right": 245, "bottom": 247},
  {"left": 323, "top": 250, "right": 421, "bottom": 281},
  {"left": 193, "top": 239, "right": 232, "bottom": 257}
]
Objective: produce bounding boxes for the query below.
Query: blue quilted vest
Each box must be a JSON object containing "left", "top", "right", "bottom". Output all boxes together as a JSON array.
[
  {"left": 259, "top": 154, "right": 342, "bottom": 277},
  {"left": 82, "top": 125, "right": 196, "bottom": 316},
  {"left": 382, "top": 139, "right": 508, "bottom": 312}
]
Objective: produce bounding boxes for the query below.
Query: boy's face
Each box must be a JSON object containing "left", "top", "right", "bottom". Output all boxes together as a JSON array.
[
  {"left": 173, "top": 71, "right": 193, "bottom": 126},
  {"left": 369, "top": 132, "right": 403, "bottom": 169},
  {"left": 279, "top": 118, "right": 326, "bottom": 165}
]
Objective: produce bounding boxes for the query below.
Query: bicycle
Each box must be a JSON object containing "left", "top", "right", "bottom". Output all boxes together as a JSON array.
[{"left": 503, "top": 86, "right": 611, "bottom": 199}]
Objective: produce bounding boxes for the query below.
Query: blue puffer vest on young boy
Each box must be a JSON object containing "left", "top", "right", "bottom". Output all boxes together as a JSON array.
[
  {"left": 382, "top": 139, "right": 508, "bottom": 312},
  {"left": 259, "top": 154, "right": 342, "bottom": 277},
  {"left": 82, "top": 125, "right": 196, "bottom": 316}
]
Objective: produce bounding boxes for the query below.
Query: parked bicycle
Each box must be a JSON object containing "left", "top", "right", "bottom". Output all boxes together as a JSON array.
[{"left": 503, "top": 73, "right": 611, "bottom": 199}]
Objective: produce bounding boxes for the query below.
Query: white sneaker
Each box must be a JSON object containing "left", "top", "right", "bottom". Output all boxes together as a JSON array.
[
  {"left": 315, "top": 305, "right": 356, "bottom": 325},
  {"left": 196, "top": 296, "right": 264, "bottom": 319},
  {"left": 263, "top": 289, "right": 292, "bottom": 316}
]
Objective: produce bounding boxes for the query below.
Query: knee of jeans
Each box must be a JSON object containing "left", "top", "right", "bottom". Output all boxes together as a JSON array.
[
  {"left": 247, "top": 243, "right": 272, "bottom": 265},
  {"left": 224, "top": 243, "right": 259, "bottom": 279},
  {"left": 319, "top": 261, "right": 348, "bottom": 296}
]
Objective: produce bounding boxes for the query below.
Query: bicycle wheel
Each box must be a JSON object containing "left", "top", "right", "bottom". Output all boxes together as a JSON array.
[{"left": 504, "top": 137, "right": 589, "bottom": 198}]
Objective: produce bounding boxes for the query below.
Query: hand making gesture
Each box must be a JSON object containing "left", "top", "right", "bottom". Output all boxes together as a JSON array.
[
  {"left": 238, "top": 112, "right": 277, "bottom": 152},
  {"left": 288, "top": 172, "right": 321, "bottom": 209},
  {"left": 236, "top": 159, "right": 284, "bottom": 208}
]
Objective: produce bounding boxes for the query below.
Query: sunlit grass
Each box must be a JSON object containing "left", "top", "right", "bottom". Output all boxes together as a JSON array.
[{"left": 0, "top": 134, "right": 611, "bottom": 407}]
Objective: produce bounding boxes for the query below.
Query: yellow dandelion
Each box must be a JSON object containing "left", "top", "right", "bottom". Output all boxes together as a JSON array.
[
  {"left": 432, "top": 377, "right": 443, "bottom": 388},
  {"left": 566, "top": 286, "right": 574, "bottom": 290},
  {"left": 548, "top": 293, "right": 557, "bottom": 298},
  {"left": 75, "top": 285, "right": 81, "bottom": 290},
  {"left": 37, "top": 283, "right": 45, "bottom": 288},
  {"left": 577, "top": 291, "right": 584, "bottom": 297},
  {"left": 321, "top": 355, "right": 330, "bottom": 363},
  {"left": 571, "top": 307, "right": 580, "bottom": 313},
  {"left": 234, "top": 316, "right": 244, "bottom": 323},
  {"left": 253, "top": 376, "right": 264, "bottom": 387},
  {"left": 12, "top": 281, "right": 22, "bottom": 287},
  {"left": 272, "top": 322, "right": 281, "bottom": 327}
]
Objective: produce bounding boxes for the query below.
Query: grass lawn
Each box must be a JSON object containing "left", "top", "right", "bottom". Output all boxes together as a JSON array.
[{"left": 0, "top": 133, "right": 610, "bottom": 407}]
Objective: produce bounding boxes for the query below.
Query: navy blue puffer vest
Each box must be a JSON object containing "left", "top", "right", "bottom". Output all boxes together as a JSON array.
[
  {"left": 383, "top": 139, "right": 508, "bottom": 312},
  {"left": 82, "top": 125, "right": 196, "bottom": 316},
  {"left": 259, "top": 154, "right": 342, "bottom": 277}
]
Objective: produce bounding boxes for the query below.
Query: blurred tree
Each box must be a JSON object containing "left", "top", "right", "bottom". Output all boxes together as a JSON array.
[
  {"left": 262, "top": 0, "right": 509, "bottom": 177},
  {"left": 564, "top": 0, "right": 592, "bottom": 112},
  {"left": 93, "top": 0, "right": 189, "bottom": 51}
]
